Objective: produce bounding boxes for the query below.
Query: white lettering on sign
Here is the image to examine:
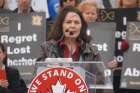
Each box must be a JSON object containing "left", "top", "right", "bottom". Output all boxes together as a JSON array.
[
  {"left": 92, "top": 43, "right": 108, "bottom": 51},
  {"left": 7, "top": 58, "right": 36, "bottom": 66},
  {"left": 18, "top": 22, "right": 21, "bottom": 31},
  {"left": 115, "top": 31, "right": 127, "bottom": 39},
  {"left": 7, "top": 45, "right": 31, "bottom": 55},
  {"left": 1, "top": 34, "right": 37, "bottom": 44},
  {"left": 124, "top": 68, "right": 140, "bottom": 77},
  {"left": 118, "top": 41, "right": 122, "bottom": 50},
  {"left": 133, "top": 43, "right": 140, "bottom": 52}
]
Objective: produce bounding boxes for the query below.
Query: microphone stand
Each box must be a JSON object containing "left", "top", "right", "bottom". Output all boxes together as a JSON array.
[
  {"left": 70, "top": 38, "right": 73, "bottom": 61},
  {"left": 68, "top": 31, "right": 74, "bottom": 61}
]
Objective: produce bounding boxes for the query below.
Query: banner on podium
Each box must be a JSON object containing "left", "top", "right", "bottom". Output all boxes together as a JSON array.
[
  {"left": 28, "top": 67, "right": 88, "bottom": 93},
  {"left": 28, "top": 60, "right": 113, "bottom": 92}
]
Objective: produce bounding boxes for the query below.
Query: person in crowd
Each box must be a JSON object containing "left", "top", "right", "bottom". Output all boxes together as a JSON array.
[
  {"left": 60, "top": 0, "right": 80, "bottom": 10},
  {"left": 0, "top": 0, "right": 12, "bottom": 11},
  {"left": 4, "top": 0, "right": 17, "bottom": 11},
  {"left": 0, "top": 43, "right": 27, "bottom": 93},
  {"left": 38, "top": 6, "right": 105, "bottom": 86},
  {"left": 81, "top": 0, "right": 114, "bottom": 9},
  {"left": 138, "top": 0, "right": 140, "bottom": 7},
  {"left": 118, "top": 0, "right": 140, "bottom": 20},
  {"left": 13, "top": 0, "right": 33, "bottom": 14},
  {"left": 78, "top": 1, "right": 98, "bottom": 23},
  {"left": 31, "top": 0, "right": 50, "bottom": 19},
  {"left": 78, "top": 1, "right": 98, "bottom": 42},
  {"left": 0, "top": 0, "right": 5, "bottom": 8},
  {"left": 47, "top": 0, "right": 60, "bottom": 21},
  {"left": 117, "top": 0, "right": 139, "bottom": 8},
  {"left": 47, "top": 0, "right": 80, "bottom": 21}
]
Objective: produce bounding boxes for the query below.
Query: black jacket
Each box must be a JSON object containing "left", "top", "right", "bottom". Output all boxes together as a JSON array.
[
  {"left": 39, "top": 40, "right": 101, "bottom": 61},
  {"left": 38, "top": 40, "right": 105, "bottom": 84},
  {"left": 0, "top": 67, "right": 27, "bottom": 93}
]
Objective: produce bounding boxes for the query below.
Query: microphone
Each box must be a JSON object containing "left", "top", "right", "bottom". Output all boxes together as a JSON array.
[
  {"left": 69, "top": 32, "right": 74, "bottom": 35},
  {"left": 65, "top": 29, "right": 73, "bottom": 61},
  {"left": 65, "top": 29, "right": 74, "bottom": 36}
]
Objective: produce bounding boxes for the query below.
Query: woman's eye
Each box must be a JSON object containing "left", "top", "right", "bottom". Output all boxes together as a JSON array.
[
  {"left": 74, "top": 21, "right": 80, "bottom": 24},
  {"left": 65, "top": 20, "right": 71, "bottom": 24}
]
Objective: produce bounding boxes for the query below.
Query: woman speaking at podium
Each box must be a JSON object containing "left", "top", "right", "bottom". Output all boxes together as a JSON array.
[
  {"left": 39, "top": 6, "right": 100, "bottom": 63},
  {"left": 38, "top": 6, "right": 104, "bottom": 85}
]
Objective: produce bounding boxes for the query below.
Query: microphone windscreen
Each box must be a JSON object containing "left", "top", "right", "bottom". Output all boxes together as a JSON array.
[{"left": 121, "top": 39, "right": 129, "bottom": 52}]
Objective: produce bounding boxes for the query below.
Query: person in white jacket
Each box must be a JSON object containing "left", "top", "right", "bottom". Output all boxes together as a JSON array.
[
  {"left": 31, "top": 0, "right": 50, "bottom": 19},
  {"left": 5, "top": 0, "right": 17, "bottom": 10}
]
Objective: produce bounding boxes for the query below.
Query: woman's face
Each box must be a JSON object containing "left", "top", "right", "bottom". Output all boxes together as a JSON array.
[
  {"left": 63, "top": 12, "right": 82, "bottom": 39},
  {"left": 122, "top": 0, "right": 137, "bottom": 8},
  {"left": 0, "top": 48, "right": 5, "bottom": 64},
  {"left": 18, "top": 0, "right": 30, "bottom": 10},
  {"left": 82, "top": 6, "right": 97, "bottom": 23}
]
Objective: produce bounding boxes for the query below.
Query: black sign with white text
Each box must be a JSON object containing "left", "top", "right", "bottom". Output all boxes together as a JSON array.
[
  {"left": 0, "top": 12, "right": 46, "bottom": 84},
  {"left": 121, "top": 22, "right": 140, "bottom": 89}
]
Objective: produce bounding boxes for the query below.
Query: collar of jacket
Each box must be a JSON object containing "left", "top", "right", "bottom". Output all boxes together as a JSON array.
[{"left": 55, "top": 36, "right": 99, "bottom": 56}]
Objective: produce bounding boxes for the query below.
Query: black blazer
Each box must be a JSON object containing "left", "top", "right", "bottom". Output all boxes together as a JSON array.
[
  {"left": 0, "top": 67, "right": 27, "bottom": 93},
  {"left": 13, "top": 7, "right": 34, "bottom": 13}
]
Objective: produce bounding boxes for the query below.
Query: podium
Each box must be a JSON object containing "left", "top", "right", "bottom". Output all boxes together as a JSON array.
[{"left": 30, "top": 58, "right": 113, "bottom": 93}]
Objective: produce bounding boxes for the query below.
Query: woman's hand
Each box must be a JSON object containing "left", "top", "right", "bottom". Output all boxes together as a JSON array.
[{"left": 0, "top": 80, "right": 9, "bottom": 88}]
